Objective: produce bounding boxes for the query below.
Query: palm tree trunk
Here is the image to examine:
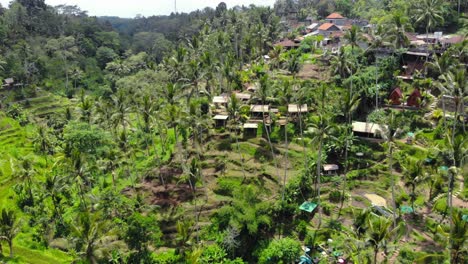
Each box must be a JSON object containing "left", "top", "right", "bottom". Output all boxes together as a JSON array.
[
  {"left": 389, "top": 144, "right": 397, "bottom": 228},
  {"left": 282, "top": 114, "right": 289, "bottom": 202},
  {"left": 374, "top": 247, "right": 378, "bottom": 264},
  {"left": 262, "top": 107, "right": 280, "bottom": 190},
  {"left": 8, "top": 239, "right": 13, "bottom": 258},
  {"left": 317, "top": 137, "right": 323, "bottom": 223}
]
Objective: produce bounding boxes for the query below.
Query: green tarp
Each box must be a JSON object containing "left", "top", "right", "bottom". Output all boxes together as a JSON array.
[
  {"left": 299, "top": 202, "right": 318, "bottom": 213},
  {"left": 462, "top": 215, "right": 468, "bottom": 222},
  {"left": 400, "top": 205, "right": 414, "bottom": 214}
]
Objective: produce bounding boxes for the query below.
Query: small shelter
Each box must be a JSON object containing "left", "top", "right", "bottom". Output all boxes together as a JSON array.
[
  {"left": 243, "top": 123, "right": 258, "bottom": 138},
  {"left": 250, "top": 105, "right": 269, "bottom": 119},
  {"left": 406, "top": 89, "right": 421, "bottom": 107},
  {"left": 213, "top": 96, "right": 228, "bottom": 105},
  {"left": 274, "top": 39, "right": 300, "bottom": 50},
  {"left": 235, "top": 92, "right": 251, "bottom": 102},
  {"left": 323, "top": 164, "right": 339, "bottom": 175},
  {"left": 352, "top": 121, "right": 387, "bottom": 138},
  {"left": 288, "top": 104, "right": 308, "bottom": 114},
  {"left": 213, "top": 115, "right": 228, "bottom": 128},
  {"left": 2, "top": 78, "right": 22, "bottom": 90},
  {"left": 389, "top": 87, "right": 403, "bottom": 105}
]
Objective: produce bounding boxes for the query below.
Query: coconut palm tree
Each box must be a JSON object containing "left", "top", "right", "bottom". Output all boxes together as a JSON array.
[
  {"left": 227, "top": 93, "right": 247, "bottom": 181},
  {"left": 344, "top": 25, "right": 364, "bottom": 51},
  {"left": 306, "top": 114, "right": 336, "bottom": 222},
  {"left": 401, "top": 158, "right": 424, "bottom": 213},
  {"left": 0, "top": 208, "right": 20, "bottom": 258},
  {"left": 330, "top": 47, "right": 353, "bottom": 80},
  {"left": 386, "top": 12, "right": 412, "bottom": 49},
  {"left": 413, "top": 0, "right": 445, "bottom": 61},
  {"left": 256, "top": 74, "right": 281, "bottom": 187},
  {"left": 70, "top": 211, "right": 126, "bottom": 264},
  {"left": 276, "top": 79, "right": 293, "bottom": 201},
  {"left": 436, "top": 69, "right": 467, "bottom": 139},
  {"left": 365, "top": 215, "right": 402, "bottom": 264},
  {"left": 376, "top": 109, "right": 403, "bottom": 227}
]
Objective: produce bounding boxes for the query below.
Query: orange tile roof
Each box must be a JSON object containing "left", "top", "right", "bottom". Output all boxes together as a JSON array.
[
  {"left": 326, "top": 13, "right": 344, "bottom": 19},
  {"left": 318, "top": 23, "right": 337, "bottom": 31}
]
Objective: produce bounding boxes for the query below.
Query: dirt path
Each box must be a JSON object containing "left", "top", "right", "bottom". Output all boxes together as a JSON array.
[{"left": 364, "top": 193, "right": 387, "bottom": 207}]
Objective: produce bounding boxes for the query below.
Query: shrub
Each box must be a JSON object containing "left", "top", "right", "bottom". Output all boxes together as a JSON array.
[
  {"left": 329, "top": 190, "right": 342, "bottom": 203},
  {"left": 258, "top": 238, "right": 301, "bottom": 264},
  {"left": 214, "top": 178, "right": 241, "bottom": 196}
]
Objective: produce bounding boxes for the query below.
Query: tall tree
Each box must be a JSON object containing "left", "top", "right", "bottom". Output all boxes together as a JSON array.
[{"left": 0, "top": 209, "right": 20, "bottom": 258}]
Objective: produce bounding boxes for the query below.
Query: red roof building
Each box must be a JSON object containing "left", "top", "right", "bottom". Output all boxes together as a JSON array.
[
  {"left": 389, "top": 87, "right": 403, "bottom": 105},
  {"left": 407, "top": 89, "right": 422, "bottom": 107},
  {"left": 326, "top": 13, "right": 345, "bottom": 19}
]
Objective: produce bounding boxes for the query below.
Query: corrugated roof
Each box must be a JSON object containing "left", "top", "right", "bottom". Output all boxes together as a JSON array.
[
  {"left": 288, "top": 104, "right": 308, "bottom": 113},
  {"left": 352, "top": 121, "right": 387, "bottom": 135},
  {"left": 243, "top": 123, "right": 258, "bottom": 129},
  {"left": 323, "top": 164, "right": 339, "bottom": 171},
  {"left": 213, "top": 96, "right": 228, "bottom": 104},
  {"left": 326, "top": 13, "right": 344, "bottom": 19},
  {"left": 250, "top": 105, "right": 269, "bottom": 113},
  {"left": 213, "top": 115, "right": 229, "bottom": 120}
]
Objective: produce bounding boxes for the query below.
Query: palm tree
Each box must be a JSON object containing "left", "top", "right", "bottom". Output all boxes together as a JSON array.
[
  {"left": 256, "top": 74, "right": 280, "bottom": 187},
  {"left": 413, "top": 0, "right": 445, "bottom": 61},
  {"left": 111, "top": 90, "right": 131, "bottom": 134},
  {"left": 330, "top": 47, "right": 353, "bottom": 80},
  {"left": 227, "top": 93, "right": 248, "bottom": 181},
  {"left": 344, "top": 25, "right": 364, "bottom": 51},
  {"left": 70, "top": 212, "right": 125, "bottom": 264},
  {"left": 0, "top": 209, "right": 20, "bottom": 258},
  {"left": 306, "top": 114, "right": 336, "bottom": 222},
  {"left": 78, "top": 90, "right": 93, "bottom": 124},
  {"left": 376, "top": 109, "right": 403, "bottom": 227},
  {"left": 365, "top": 215, "right": 402, "bottom": 264},
  {"left": 401, "top": 158, "right": 424, "bottom": 212},
  {"left": 268, "top": 45, "right": 284, "bottom": 70},
  {"left": 386, "top": 12, "right": 413, "bottom": 49},
  {"left": 436, "top": 69, "right": 467, "bottom": 140},
  {"left": 276, "top": 79, "right": 293, "bottom": 201}
]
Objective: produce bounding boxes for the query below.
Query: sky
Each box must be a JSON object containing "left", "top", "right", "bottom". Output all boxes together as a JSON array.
[{"left": 0, "top": 0, "right": 276, "bottom": 18}]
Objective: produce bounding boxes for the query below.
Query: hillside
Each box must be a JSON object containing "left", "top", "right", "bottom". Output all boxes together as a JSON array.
[{"left": 0, "top": 0, "right": 466, "bottom": 263}]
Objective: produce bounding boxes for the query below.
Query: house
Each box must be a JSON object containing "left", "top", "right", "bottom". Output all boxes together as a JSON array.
[
  {"left": 389, "top": 87, "right": 403, "bottom": 105},
  {"left": 352, "top": 121, "right": 387, "bottom": 138},
  {"left": 243, "top": 123, "right": 258, "bottom": 138},
  {"left": 274, "top": 39, "right": 300, "bottom": 50},
  {"left": 325, "top": 13, "right": 347, "bottom": 26},
  {"left": 1, "top": 78, "right": 22, "bottom": 90},
  {"left": 407, "top": 89, "right": 422, "bottom": 107},
  {"left": 213, "top": 115, "right": 229, "bottom": 128},
  {"left": 213, "top": 96, "right": 228, "bottom": 105},
  {"left": 323, "top": 164, "right": 339, "bottom": 175},
  {"left": 250, "top": 105, "right": 269, "bottom": 119},
  {"left": 306, "top": 23, "right": 319, "bottom": 32},
  {"left": 317, "top": 23, "right": 341, "bottom": 37},
  {"left": 234, "top": 92, "right": 251, "bottom": 102}
]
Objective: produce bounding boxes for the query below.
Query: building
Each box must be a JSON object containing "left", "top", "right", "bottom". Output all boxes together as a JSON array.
[
  {"left": 323, "top": 164, "right": 339, "bottom": 175},
  {"left": 243, "top": 123, "right": 258, "bottom": 138},
  {"left": 352, "top": 121, "right": 387, "bottom": 138},
  {"left": 407, "top": 89, "right": 422, "bottom": 107},
  {"left": 213, "top": 115, "right": 229, "bottom": 127},
  {"left": 325, "top": 13, "right": 347, "bottom": 26},
  {"left": 274, "top": 39, "right": 301, "bottom": 50},
  {"left": 389, "top": 87, "right": 403, "bottom": 105},
  {"left": 317, "top": 23, "right": 341, "bottom": 37},
  {"left": 288, "top": 104, "right": 308, "bottom": 114}
]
